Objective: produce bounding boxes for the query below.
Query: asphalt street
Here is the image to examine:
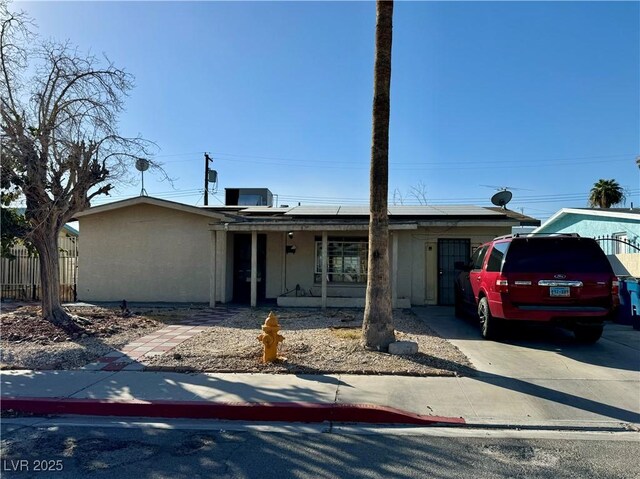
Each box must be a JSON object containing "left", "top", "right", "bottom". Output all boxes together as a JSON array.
[{"left": 1, "top": 417, "right": 639, "bottom": 479}]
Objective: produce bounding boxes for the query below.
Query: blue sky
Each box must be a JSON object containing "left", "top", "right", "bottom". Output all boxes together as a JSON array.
[{"left": 18, "top": 1, "right": 640, "bottom": 221}]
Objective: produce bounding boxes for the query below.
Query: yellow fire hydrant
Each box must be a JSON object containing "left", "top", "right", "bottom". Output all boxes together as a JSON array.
[{"left": 257, "top": 311, "right": 284, "bottom": 363}]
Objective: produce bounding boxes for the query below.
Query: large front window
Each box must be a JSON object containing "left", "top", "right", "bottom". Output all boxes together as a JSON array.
[{"left": 315, "top": 237, "right": 368, "bottom": 283}]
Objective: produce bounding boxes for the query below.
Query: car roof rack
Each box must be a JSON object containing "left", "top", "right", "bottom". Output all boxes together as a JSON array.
[{"left": 493, "top": 233, "right": 581, "bottom": 241}]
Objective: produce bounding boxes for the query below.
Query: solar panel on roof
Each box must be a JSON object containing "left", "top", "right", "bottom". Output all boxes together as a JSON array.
[
  {"left": 285, "top": 206, "right": 341, "bottom": 215},
  {"left": 280, "top": 204, "right": 504, "bottom": 217}
]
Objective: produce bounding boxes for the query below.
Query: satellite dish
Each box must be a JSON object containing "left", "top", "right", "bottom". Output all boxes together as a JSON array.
[
  {"left": 135, "top": 158, "right": 150, "bottom": 196},
  {"left": 491, "top": 190, "right": 513, "bottom": 209},
  {"left": 135, "top": 158, "right": 150, "bottom": 172}
]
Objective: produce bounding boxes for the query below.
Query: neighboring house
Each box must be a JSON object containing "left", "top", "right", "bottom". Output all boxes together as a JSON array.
[
  {"left": 532, "top": 208, "right": 640, "bottom": 276},
  {"left": 1, "top": 222, "right": 79, "bottom": 302},
  {"left": 74, "top": 189, "right": 539, "bottom": 308}
]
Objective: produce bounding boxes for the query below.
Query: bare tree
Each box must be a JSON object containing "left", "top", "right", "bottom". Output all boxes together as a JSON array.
[
  {"left": 392, "top": 187, "right": 404, "bottom": 205},
  {"left": 0, "top": 3, "right": 162, "bottom": 330},
  {"left": 408, "top": 180, "right": 428, "bottom": 205},
  {"left": 362, "top": 0, "right": 395, "bottom": 351}
]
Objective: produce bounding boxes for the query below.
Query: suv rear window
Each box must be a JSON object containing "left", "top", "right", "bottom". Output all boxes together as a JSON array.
[{"left": 503, "top": 238, "right": 613, "bottom": 274}]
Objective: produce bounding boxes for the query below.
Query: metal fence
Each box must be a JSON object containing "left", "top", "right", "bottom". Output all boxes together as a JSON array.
[
  {"left": 594, "top": 235, "right": 640, "bottom": 255},
  {"left": 1, "top": 236, "right": 78, "bottom": 302}
]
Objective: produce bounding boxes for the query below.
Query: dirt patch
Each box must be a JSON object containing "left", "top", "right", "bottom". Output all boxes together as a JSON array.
[
  {"left": 0, "top": 303, "right": 164, "bottom": 370},
  {"left": 1, "top": 305, "right": 159, "bottom": 344}
]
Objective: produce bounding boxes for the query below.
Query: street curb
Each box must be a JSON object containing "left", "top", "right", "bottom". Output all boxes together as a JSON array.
[{"left": 1, "top": 397, "right": 465, "bottom": 426}]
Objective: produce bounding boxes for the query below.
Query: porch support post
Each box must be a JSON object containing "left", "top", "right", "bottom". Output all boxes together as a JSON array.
[
  {"left": 216, "top": 230, "right": 227, "bottom": 304},
  {"left": 250, "top": 230, "right": 258, "bottom": 308},
  {"left": 281, "top": 231, "right": 287, "bottom": 295},
  {"left": 209, "top": 230, "right": 217, "bottom": 308},
  {"left": 391, "top": 232, "right": 398, "bottom": 308},
  {"left": 321, "top": 231, "right": 328, "bottom": 309}
]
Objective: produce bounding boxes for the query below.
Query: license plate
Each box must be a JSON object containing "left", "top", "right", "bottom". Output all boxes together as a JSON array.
[{"left": 550, "top": 287, "right": 570, "bottom": 297}]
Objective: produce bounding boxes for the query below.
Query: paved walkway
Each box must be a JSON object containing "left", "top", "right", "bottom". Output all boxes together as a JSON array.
[
  {"left": 2, "top": 369, "right": 639, "bottom": 429},
  {"left": 83, "top": 307, "right": 246, "bottom": 372}
]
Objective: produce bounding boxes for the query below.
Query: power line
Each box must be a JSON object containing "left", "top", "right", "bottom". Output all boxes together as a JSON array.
[{"left": 155, "top": 150, "right": 637, "bottom": 171}]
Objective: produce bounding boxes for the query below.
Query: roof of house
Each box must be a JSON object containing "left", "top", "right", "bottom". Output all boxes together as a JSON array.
[
  {"left": 533, "top": 207, "right": 640, "bottom": 233},
  {"left": 63, "top": 223, "right": 79, "bottom": 236},
  {"left": 74, "top": 196, "right": 540, "bottom": 228},
  {"left": 73, "top": 196, "right": 236, "bottom": 221}
]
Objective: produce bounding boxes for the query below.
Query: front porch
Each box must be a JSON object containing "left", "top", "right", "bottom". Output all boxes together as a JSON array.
[{"left": 208, "top": 222, "right": 416, "bottom": 309}]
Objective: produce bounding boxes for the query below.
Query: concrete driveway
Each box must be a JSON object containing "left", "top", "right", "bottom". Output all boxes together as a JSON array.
[{"left": 413, "top": 307, "right": 640, "bottom": 428}]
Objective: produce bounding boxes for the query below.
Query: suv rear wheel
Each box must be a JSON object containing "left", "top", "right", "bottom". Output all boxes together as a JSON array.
[
  {"left": 573, "top": 324, "right": 603, "bottom": 344},
  {"left": 478, "top": 297, "right": 498, "bottom": 340}
]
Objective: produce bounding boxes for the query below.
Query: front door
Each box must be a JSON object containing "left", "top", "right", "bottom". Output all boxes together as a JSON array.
[
  {"left": 438, "top": 239, "right": 471, "bottom": 305},
  {"left": 232, "top": 234, "right": 266, "bottom": 304}
]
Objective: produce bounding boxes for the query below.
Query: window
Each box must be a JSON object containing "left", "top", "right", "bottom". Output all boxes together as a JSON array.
[
  {"left": 315, "top": 238, "right": 368, "bottom": 283},
  {"left": 471, "top": 246, "right": 488, "bottom": 270},
  {"left": 504, "top": 238, "right": 612, "bottom": 273},
  {"left": 486, "top": 242, "right": 509, "bottom": 272},
  {"left": 613, "top": 232, "right": 629, "bottom": 254}
]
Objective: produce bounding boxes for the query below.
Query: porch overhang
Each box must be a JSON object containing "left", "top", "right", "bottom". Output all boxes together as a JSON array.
[{"left": 209, "top": 221, "right": 418, "bottom": 232}]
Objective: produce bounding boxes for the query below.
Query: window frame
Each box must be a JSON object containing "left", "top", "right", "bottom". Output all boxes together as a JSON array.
[{"left": 314, "top": 237, "right": 368, "bottom": 284}]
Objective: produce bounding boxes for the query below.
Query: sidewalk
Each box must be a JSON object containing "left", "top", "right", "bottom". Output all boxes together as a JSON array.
[
  {"left": 2, "top": 305, "right": 639, "bottom": 430},
  {"left": 2, "top": 369, "right": 638, "bottom": 429}
]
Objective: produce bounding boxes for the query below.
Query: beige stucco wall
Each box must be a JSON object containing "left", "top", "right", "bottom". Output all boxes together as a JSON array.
[
  {"left": 259, "top": 226, "right": 511, "bottom": 305},
  {"left": 272, "top": 230, "right": 370, "bottom": 300},
  {"left": 258, "top": 225, "right": 512, "bottom": 305},
  {"left": 78, "top": 204, "right": 216, "bottom": 302},
  {"left": 405, "top": 225, "right": 512, "bottom": 305},
  {"left": 608, "top": 253, "right": 640, "bottom": 277},
  {"left": 79, "top": 202, "right": 515, "bottom": 306}
]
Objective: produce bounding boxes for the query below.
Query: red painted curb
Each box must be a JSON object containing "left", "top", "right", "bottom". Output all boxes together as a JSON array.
[{"left": 1, "top": 397, "right": 465, "bottom": 426}]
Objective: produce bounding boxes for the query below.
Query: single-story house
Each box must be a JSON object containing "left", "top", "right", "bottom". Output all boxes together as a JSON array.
[
  {"left": 74, "top": 188, "right": 540, "bottom": 308},
  {"left": 532, "top": 207, "right": 640, "bottom": 276}
]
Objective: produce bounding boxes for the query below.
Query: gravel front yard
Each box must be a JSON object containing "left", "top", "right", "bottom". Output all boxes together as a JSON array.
[
  {"left": 144, "top": 308, "right": 475, "bottom": 377},
  {"left": 1, "top": 304, "right": 475, "bottom": 377}
]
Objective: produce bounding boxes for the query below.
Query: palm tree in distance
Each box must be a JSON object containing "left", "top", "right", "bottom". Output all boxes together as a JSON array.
[{"left": 588, "top": 179, "right": 625, "bottom": 208}]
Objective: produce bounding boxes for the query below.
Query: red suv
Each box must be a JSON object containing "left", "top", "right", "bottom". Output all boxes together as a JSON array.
[{"left": 454, "top": 234, "right": 619, "bottom": 343}]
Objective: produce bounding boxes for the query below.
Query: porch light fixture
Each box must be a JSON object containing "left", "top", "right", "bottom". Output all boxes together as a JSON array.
[
  {"left": 286, "top": 245, "right": 297, "bottom": 255},
  {"left": 287, "top": 231, "right": 294, "bottom": 239}
]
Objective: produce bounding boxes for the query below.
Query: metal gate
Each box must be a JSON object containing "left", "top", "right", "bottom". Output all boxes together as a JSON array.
[
  {"left": 438, "top": 238, "right": 470, "bottom": 305},
  {"left": 1, "top": 236, "right": 78, "bottom": 303}
]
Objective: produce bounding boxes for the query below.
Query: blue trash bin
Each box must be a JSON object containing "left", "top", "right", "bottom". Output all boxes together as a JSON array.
[
  {"left": 626, "top": 278, "right": 640, "bottom": 330},
  {"left": 617, "top": 277, "right": 632, "bottom": 325}
]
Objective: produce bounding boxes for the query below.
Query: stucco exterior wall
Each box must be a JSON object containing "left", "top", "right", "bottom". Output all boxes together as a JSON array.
[
  {"left": 78, "top": 199, "right": 518, "bottom": 306},
  {"left": 273, "top": 230, "right": 370, "bottom": 300},
  {"left": 608, "top": 254, "right": 640, "bottom": 276},
  {"left": 78, "top": 204, "right": 216, "bottom": 302},
  {"left": 406, "top": 225, "right": 510, "bottom": 305},
  {"left": 262, "top": 225, "right": 511, "bottom": 305}
]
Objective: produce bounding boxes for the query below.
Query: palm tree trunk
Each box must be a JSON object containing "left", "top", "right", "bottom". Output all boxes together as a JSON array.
[{"left": 362, "top": 0, "right": 395, "bottom": 351}]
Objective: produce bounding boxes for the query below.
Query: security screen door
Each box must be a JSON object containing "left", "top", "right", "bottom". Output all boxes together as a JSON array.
[{"left": 438, "top": 239, "right": 470, "bottom": 305}]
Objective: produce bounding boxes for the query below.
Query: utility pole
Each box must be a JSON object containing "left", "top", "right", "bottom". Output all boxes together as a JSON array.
[{"left": 204, "top": 152, "right": 213, "bottom": 206}]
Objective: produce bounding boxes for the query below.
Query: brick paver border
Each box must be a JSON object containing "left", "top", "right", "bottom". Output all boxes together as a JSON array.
[{"left": 83, "top": 307, "right": 245, "bottom": 372}]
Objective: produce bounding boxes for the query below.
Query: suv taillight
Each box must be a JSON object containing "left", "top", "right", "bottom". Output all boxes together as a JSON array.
[
  {"left": 612, "top": 279, "right": 620, "bottom": 306},
  {"left": 496, "top": 276, "right": 509, "bottom": 293}
]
